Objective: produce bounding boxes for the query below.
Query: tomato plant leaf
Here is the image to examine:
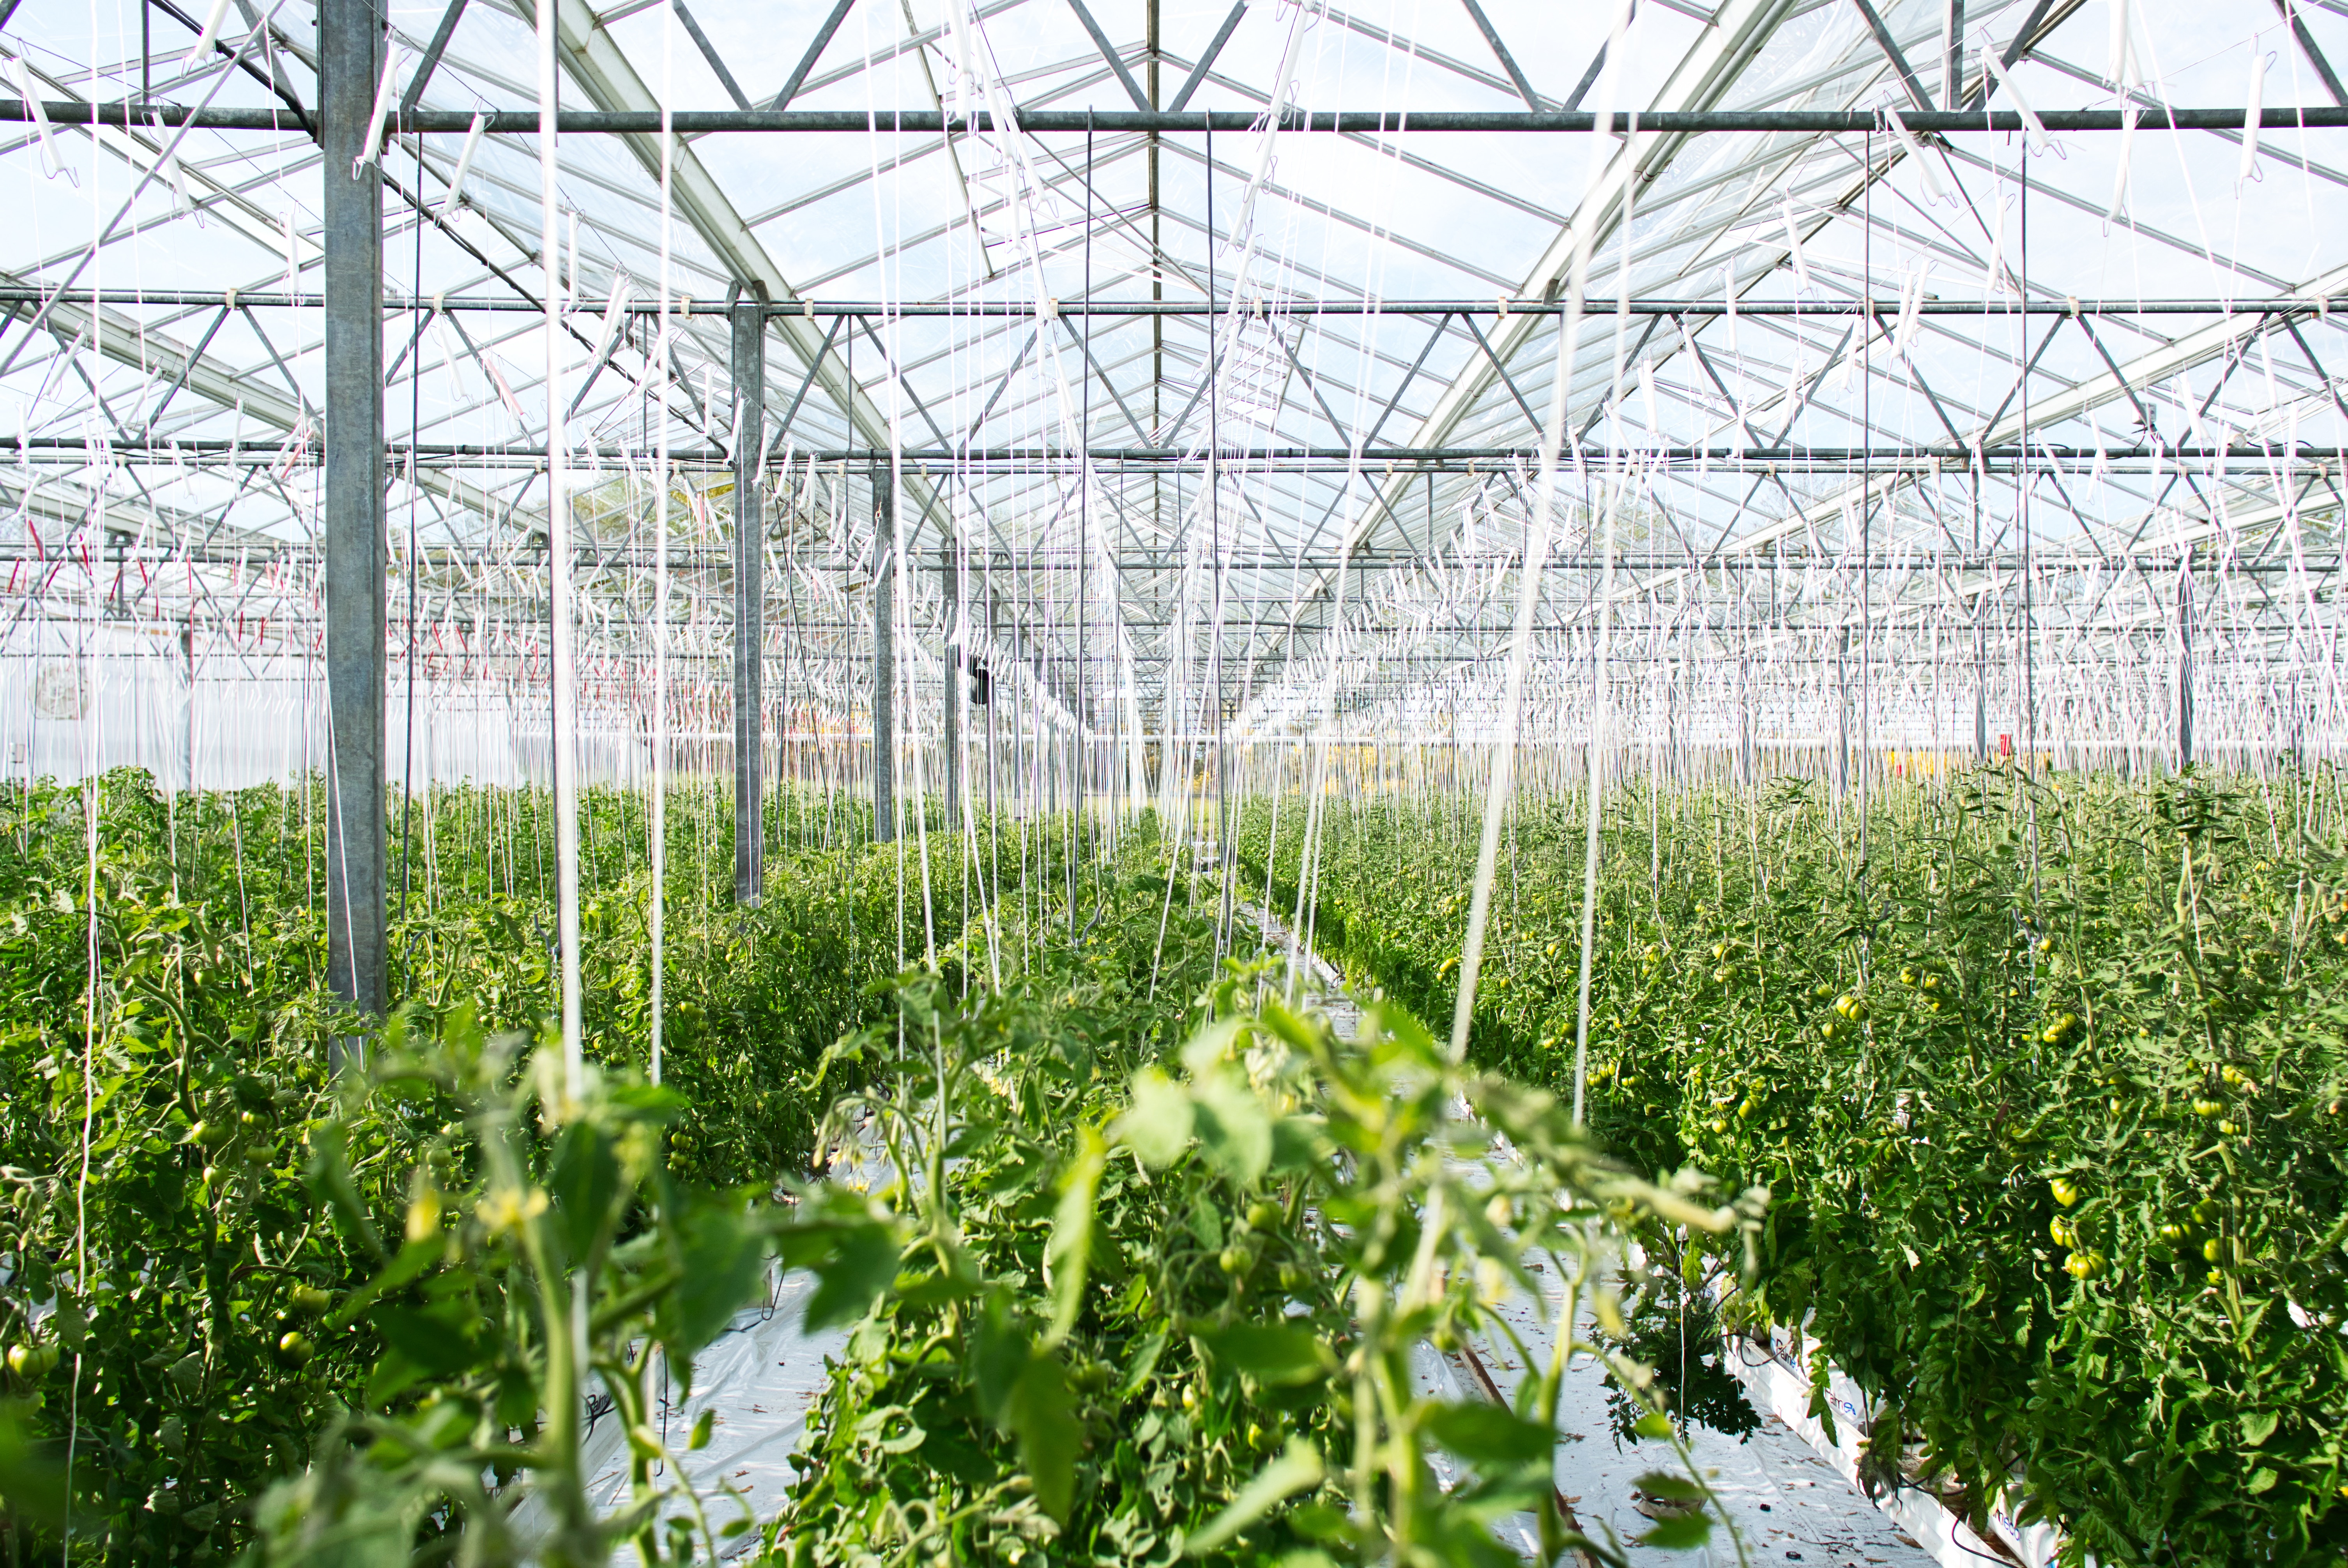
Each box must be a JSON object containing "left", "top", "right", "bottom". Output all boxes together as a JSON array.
[
  {"left": 1632, "top": 1471, "right": 1706, "bottom": 1502},
  {"left": 1422, "top": 1400, "right": 1557, "bottom": 1467},
  {"left": 1007, "top": 1349, "right": 1077, "bottom": 1524},
  {"left": 1196, "top": 1322, "right": 1325, "bottom": 1386},
  {"left": 1192, "top": 1070, "right": 1272, "bottom": 1187},
  {"left": 302, "top": 1119, "right": 385, "bottom": 1262},
  {"left": 1114, "top": 1066, "right": 1194, "bottom": 1168},
  {"left": 1046, "top": 1126, "right": 1106, "bottom": 1346},
  {"left": 1638, "top": 1510, "right": 1714, "bottom": 1550},
  {"left": 1116, "top": 1328, "right": 1168, "bottom": 1399},
  {"left": 666, "top": 1194, "right": 768, "bottom": 1356},
  {"left": 812, "top": 1227, "right": 899, "bottom": 1333},
  {"left": 1181, "top": 1437, "right": 1323, "bottom": 1556},
  {"left": 372, "top": 1302, "right": 484, "bottom": 1379},
  {"left": 548, "top": 1120, "right": 624, "bottom": 1267}
]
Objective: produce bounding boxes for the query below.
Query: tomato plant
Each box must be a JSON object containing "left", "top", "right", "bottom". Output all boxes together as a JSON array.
[
  {"left": 0, "top": 769, "right": 1107, "bottom": 1563},
  {"left": 1243, "top": 769, "right": 2348, "bottom": 1564}
]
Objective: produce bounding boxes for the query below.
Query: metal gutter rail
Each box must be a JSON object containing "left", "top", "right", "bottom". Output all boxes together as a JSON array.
[
  {"left": 4, "top": 101, "right": 2346, "bottom": 134},
  {"left": 0, "top": 288, "right": 2339, "bottom": 317}
]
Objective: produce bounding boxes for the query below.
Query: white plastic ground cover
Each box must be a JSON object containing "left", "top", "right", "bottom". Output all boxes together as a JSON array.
[
  {"left": 568, "top": 1264, "right": 851, "bottom": 1562},
  {"left": 1721, "top": 1327, "right": 2076, "bottom": 1568},
  {"left": 1234, "top": 897, "right": 1937, "bottom": 1566},
  {"left": 1459, "top": 1280, "right": 1943, "bottom": 1568}
]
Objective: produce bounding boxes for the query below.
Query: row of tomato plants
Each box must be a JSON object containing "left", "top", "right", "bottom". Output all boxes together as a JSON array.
[
  {"left": 1239, "top": 768, "right": 2348, "bottom": 1565},
  {"left": 2, "top": 768, "right": 1731, "bottom": 1566},
  {"left": 0, "top": 768, "right": 1115, "bottom": 1563},
  {"left": 232, "top": 846, "right": 1753, "bottom": 1568}
]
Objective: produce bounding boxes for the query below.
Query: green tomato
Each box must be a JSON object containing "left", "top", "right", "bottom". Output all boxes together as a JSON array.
[
  {"left": 6, "top": 1342, "right": 57, "bottom": 1379},
  {"left": 1244, "top": 1201, "right": 1281, "bottom": 1232},
  {"left": 276, "top": 1331, "right": 315, "bottom": 1365},
  {"left": 2049, "top": 1176, "right": 2081, "bottom": 1208}
]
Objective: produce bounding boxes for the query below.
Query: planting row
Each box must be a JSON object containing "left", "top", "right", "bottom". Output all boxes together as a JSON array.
[
  {"left": 0, "top": 771, "right": 1130, "bottom": 1563},
  {"left": 1241, "top": 770, "right": 2348, "bottom": 1564}
]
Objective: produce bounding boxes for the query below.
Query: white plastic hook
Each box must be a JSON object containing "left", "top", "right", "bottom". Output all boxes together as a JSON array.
[
  {"left": 1889, "top": 108, "right": 1950, "bottom": 204},
  {"left": 182, "top": 0, "right": 234, "bottom": 71},
  {"left": 1780, "top": 194, "right": 1810, "bottom": 294},
  {"left": 1979, "top": 39, "right": 2051, "bottom": 155},
  {"left": 2239, "top": 48, "right": 2272, "bottom": 187},
  {"left": 441, "top": 111, "right": 489, "bottom": 218},
  {"left": 2106, "top": 105, "right": 2139, "bottom": 224},
  {"left": 352, "top": 44, "right": 404, "bottom": 178},
  {"left": 7, "top": 56, "right": 74, "bottom": 185}
]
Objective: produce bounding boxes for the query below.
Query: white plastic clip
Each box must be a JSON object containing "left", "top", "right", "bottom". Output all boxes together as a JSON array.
[
  {"left": 223, "top": 287, "right": 237, "bottom": 311},
  {"left": 803, "top": 298, "right": 815, "bottom": 318},
  {"left": 1041, "top": 298, "right": 1059, "bottom": 320},
  {"left": 1496, "top": 297, "right": 1509, "bottom": 321}
]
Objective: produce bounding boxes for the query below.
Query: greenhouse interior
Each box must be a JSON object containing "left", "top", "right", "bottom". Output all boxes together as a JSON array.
[{"left": 0, "top": 0, "right": 2343, "bottom": 1561}]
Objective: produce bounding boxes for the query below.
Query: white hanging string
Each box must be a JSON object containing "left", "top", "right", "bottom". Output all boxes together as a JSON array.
[
  {"left": 536, "top": 0, "right": 582, "bottom": 1087},
  {"left": 1448, "top": 0, "right": 1633, "bottom": 1067},
  {"left": 651, "top": 1, "right": 674, "bottom": 1087}
]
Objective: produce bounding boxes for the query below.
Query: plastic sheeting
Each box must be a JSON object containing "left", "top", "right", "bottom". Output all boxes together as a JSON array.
[
  {"left": 0, "top": 629, "right": 671, "bottom": 791},
  {"left": 550, "top": 1266, "right": 848, "bottom": 1561}
]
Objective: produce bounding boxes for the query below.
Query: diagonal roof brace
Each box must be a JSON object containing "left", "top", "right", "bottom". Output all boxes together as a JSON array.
[
  {"left": 0, "top": 268, "right": 508, "bottom": 531},
  {"left": 1458, "top": 0, "right": 1544, "bottom": 111},
  {"left": 1066, "top": 0, "right": 1153, "bottom": 111},
  {"left": 544, "top": 0, "right": 953, "bottom": 544},
  {"left": 1848, "top": 0, "right": 1934, "bottom": 113},
  {"left": 2274, "top": 0, "right": 2348, "bottom": 106}
]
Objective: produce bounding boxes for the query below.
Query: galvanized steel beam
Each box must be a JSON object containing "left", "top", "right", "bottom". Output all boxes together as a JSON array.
[{"left": 321, "top": 0, "right": 387, "bottom": 1029}]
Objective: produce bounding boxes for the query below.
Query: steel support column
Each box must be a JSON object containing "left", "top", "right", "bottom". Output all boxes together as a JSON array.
[
  {"left": 941, "top": 539, "right": 960, "bottom": 821},
  {"left": 732, "top": 293, "right": 766, "bottom": 901},
  {"left": 872, "top": 471, "right": 896, "bottom": 842},
  {"left": 2178, "top": 548, "right": 2196, "bottom": 771},
  {"left": 322, "top": 0, "right": 387, "bottom": 1037}
]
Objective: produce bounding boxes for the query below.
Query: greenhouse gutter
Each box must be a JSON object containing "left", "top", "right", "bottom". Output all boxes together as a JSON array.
[
  {"left": 1, "top": 101, "right": 2341, "bottom": 134},
  {"left": 1, "top": 436, "right": 2335, "bottom": 467},
  {"left": 0, "top": 288, "right": 2334, "bottom": 318}
]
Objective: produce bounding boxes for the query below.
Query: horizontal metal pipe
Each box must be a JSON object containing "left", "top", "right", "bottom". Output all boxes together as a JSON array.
[
  {"left": 7, "top": 100, "right": 2345, "bottom": 134},
  {"left": 23, "top": 545, "right": 2329, "bottom": 573},
  {"left": 3, "top": 437, "right": 2336, "bottom": 466},
  {"left": 0, "top": 287, "right": 2336, "bottom": 318}
]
